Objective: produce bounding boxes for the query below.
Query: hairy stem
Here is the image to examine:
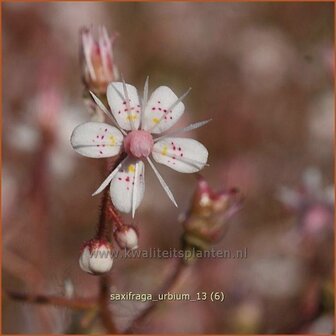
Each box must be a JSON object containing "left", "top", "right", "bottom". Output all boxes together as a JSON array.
[
  {"left": 106, "top": 198, "right": 125, "bottom": 230},
  {"left": 96, "top": 187, "right": 111, "bottom": 239},
  {"left": 96, "top": 153, "right": 127, "bottom": 333},
  {"left": 96, "top": 153, "right": 127, "bottom": 240}
]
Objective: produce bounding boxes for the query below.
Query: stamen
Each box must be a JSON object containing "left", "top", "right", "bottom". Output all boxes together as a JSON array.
[
  {"left": 109, "top": 81, "right": 135, "bottom": 130},
  {"left": 168, "top": 87, "right": 192, "bottom": 111},
  {"left": 89, "top": 91, "right": 127, "bottom": 135},
  {"left": 140, "top": 76, "right": 149, "bottom": 128},
  {"left": 121, "top": 75, "right": 136, "bottom": 130},
  {"left": 92, "top": 158, "right": 126, "bottom": 196},
  {"left": 154, "top": 119, "right": 212, "bottom": 142},
  {"left": 131, "top": 161, "right": 139, "bottom": 218},
  {"left": 143, "top": 76, "right": 149, "bottom": 110},
  {"left": 147, "top": 157, "right": 178, "bottom": 207}
]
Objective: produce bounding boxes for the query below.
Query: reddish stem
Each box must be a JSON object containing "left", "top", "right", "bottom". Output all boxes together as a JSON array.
[
  {"left": 106, "top": 199, "right": 125, "bottom": 230},
  {"left": 95, "top": 153, "right": 127, "bottom": 240},
  {"left": 96, "top": 187, "right": 111, "bottom": 239},
  {"left": 95, "top": 153, "right": 127, "bottom": 333},
  {"left": 6, "top": 290, "right": 96, "bottom": 310},
  {"left": 99, "top": 275, "right": 118, "bottom": 333},
  {"left": 125, "top": 259, "right": 188, "bottom": 333}
]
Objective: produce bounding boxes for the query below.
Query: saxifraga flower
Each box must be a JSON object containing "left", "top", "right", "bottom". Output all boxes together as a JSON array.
[{"left": 71, "top": 79, "right": 210, "bottom": 217}]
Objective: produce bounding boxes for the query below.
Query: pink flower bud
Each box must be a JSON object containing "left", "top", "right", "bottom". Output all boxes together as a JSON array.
[
  {"left": 79, "top": 239, "right": 113, "bottom": 275},
  {"left": 183, "top": 177, "right": 243, "bottom": 248},
  {"left": 114, "top": 225, "right": 138, "bottom": 250},
  {"left": 80, "top": 26, "right": 118, "bottom": 93}
]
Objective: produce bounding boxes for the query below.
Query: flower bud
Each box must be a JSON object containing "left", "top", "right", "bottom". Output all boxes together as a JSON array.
[
  {"left": 80, "top": 26, "right": 118, "bottom": 94},
  {"left": 182, "top": 177, "right": 243, "bottom": 252},
  {"left": 79, "top": 239, "right": 113, "bottom": 275},
  {"left": 114, "top": 225, "right": 139, "bottom": 250}
]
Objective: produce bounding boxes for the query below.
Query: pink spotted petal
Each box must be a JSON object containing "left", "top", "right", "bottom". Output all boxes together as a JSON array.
[
  {"left": 152, "top": 137, "right": 208, "bottom": 173},
  {"left": 107, "top": 82, "right": 141, "bottom": 131},
  {"left": 142, "top": 86, "right": 185, "bottom": 134},
  {"left": 110, "top": 158, "right": 145, "bottom": 214},
  {"left": 70, "top": 122, "right": 123, "bottom": 158}
]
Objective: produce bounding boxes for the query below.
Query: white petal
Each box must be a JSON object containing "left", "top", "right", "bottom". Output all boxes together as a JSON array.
[
  {"left": 79, "top": 247, "right": 93, "bottom": 274},
  {"left": 89, "top": 91, "right": 126, "bottom": 134},
  {"left": 154, "top": 119, "right": 212, "bottom": 142},
  {"left": 141, "top": 76, "right": 149, "bottom": 126},
  {"left": 142, "top": 86, "right": 186, "bottom": 134},
  {"left": 115, "top": 227, "right": 138, "bottom": 250},
  {"left": 132, "top": 161, "right": 141, "bottom": 218},
  {"left": 71, "top": 122, "right": 123, "bottom": 158},
  {"left": 89, "top": 246, "right": 113, "bottom": 274},
  {"left": 142, "top": 76, "right": 149, "bottom": 111},
  {"left": 109, "top": 158, "right": 145, "bottom": 214},
  {"left": 152, "top": 137, "right": 208, "bottom": 173},
  {"left": 107, "top": 82, "right": 141, "bottom": 131}
]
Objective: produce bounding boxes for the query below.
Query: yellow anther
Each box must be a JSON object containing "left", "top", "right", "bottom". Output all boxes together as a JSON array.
[{"left": 128, "top": 164, "right": 136, "bottom": 173}]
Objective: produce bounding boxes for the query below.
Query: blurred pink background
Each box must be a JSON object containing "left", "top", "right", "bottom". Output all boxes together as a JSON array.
[{"left": 2, "top": 2, "right": 334, "bottom": 334}]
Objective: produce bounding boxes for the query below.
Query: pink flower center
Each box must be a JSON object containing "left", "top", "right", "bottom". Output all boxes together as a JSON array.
[{"left": 124, "top": 130, "right": 154, "bottom": 158}]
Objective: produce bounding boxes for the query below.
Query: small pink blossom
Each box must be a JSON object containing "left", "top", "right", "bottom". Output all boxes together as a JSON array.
[{"left": 183, "top": 176, "right": 243, "bottom": 247}]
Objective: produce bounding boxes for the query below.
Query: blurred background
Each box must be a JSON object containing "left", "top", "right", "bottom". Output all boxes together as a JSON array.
[{"left": 2, "top": 2, "right": 334, "bottom": 334}]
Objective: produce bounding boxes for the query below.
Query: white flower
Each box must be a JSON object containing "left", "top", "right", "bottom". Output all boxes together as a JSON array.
[
  {"left": 79, "top": 239, "right": 113, "bottom": 275},
  {"left": 114, "top": 225, "right": 139, "bottom": 250},
  {"left": 71, "top": 79, "right": 210, "bottom": 217}
]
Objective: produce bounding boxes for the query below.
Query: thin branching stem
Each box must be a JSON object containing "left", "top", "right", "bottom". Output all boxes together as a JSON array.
[
  {"left": 125, "top": 258, "right": 189, "bottom": 333},
  {"left": 96, "top": 153, "right": 127, "bottom": 239},
  {"left": 99, "top": 275, "right": 118, "bottom": 333},
  {"left": 96, "top": 153, "right": 127, "bottom": 333},
  {"left": 6, "top": 291, "right": 96, "bottom": 310}
]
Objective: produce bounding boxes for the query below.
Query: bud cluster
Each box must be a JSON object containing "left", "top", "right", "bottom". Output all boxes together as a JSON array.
[{"left": 79, "top": 225, "right": 139, "bottom": 275}]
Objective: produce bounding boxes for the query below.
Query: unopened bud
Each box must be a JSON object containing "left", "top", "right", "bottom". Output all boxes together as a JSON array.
[
  {"left": 79, "top": 239, "right": 113, "bottom": 275},
  {"left": 114, "top": 225, "right": 138, "bottom": 250},
  {"left": 183, "top": 177, "right": 243, "bottom": 251},
  {"left": 80, "top": 26, "right": 118, "bottom": 94}
]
